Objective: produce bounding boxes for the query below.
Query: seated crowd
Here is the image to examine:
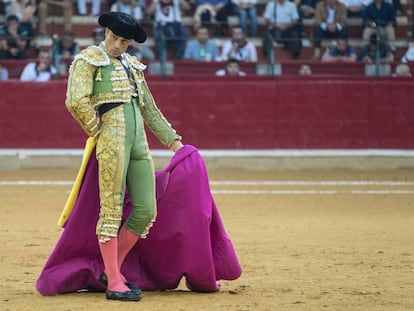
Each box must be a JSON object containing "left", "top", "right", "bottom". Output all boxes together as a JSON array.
[{"left": 0, "top": 0, "right": 412, "bottom": 80}]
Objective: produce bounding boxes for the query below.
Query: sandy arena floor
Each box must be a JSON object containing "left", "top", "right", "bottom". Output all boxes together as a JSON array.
[{"left": 1, "top": 168, "right": 414, "bottom": 311}]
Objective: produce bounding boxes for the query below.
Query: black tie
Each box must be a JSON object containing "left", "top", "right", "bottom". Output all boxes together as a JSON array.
[{"left": 118, "top": 56, "right": 130, "bottom": 78}]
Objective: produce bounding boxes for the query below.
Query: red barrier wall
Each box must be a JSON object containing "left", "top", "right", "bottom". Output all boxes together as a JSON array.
[{"left": 1, "top": 78, "right": 413, "bottom": 149}]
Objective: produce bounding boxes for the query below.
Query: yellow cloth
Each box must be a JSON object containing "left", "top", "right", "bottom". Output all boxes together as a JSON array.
[{"left": 57, "top": 137, "right": 97, "bottom": 227}]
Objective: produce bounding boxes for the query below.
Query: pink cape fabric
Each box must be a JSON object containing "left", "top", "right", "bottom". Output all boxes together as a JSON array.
[{"left": 36, "top": 145, "right": 242, "bottom": 295}]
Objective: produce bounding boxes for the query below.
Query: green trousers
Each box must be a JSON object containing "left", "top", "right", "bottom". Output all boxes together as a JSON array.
[{"left": 95, "top": 100, "right": 156, "bottom": 242}]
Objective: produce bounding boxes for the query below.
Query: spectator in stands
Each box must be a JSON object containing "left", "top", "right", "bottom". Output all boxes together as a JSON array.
[
  {"left": 0, "top": 36, "right": 7, "bottom": 59},
  {"left": 401, "top": 43, "right": 414, "bottom": 63},
  {"left": 231, "top": 0, "right": 258, "bottom": 37},
  {"left": 312, "top": 0, "right": 348, "bottom": 60},
  {"left": 357, "top": 33, "right": 394, "bottom": 63},
  {"left": 0, "top": 33, "right": 8, "bottom": 60},
  {"left": 262, "top": 0, "right": 302, "bottom": 60},
  {"left": 291, "top": 0, "right": 312, "bottom": 38},
  {"left": 1, "top": 0, "right": 12, "bottom": 16},
  {"left": 220, "top": 26, "right": 257, "bottom": 62},
  {"left": 391, "top": 0, "right": 403, "bottom": 16},
  {"left": 392, "top": 63, "right": 411, "bottom": 77},
  {"left": 0, "top": 15, "right": 31, "bottom": 59},
  {"left": 183, "top": 25, "right": 220, "bottom": 61},
  {"left": 37, "top": 0, "right": 73, "bottom": 35},
  {"left": 0, "top": 63, "right": 9, "bottom": 80},
  {"left": 92, "top": 27, "right": 105, "bottom": 45},
  {"left": 20, "top": 46, "right": 58, "bottom": 81},
  {"left": 54, "top": 31, "right": 79, "bottom": 60},
  {"left": 77, "top": 0, "right": 101, "bottom": 16},
  {"left": 215, "top": 57, "right": 246, "bottom": 75},
  {"left": 297, "top": 0, "right": 320, "bottom": 18},
  {"left": 110, "top": 0, "right": 145, "bottom": 21},
  {"left": 127, "top": 40, "right": 156, "bottom": 61},
  {"left": 321, "top": 36, "right": 356, "bottom": 61},
  {"left": 194, "top": 0, "right": 234, "bottom": 37},
  {"left": 146, "top": 0, "right": 190, "bottom": 60},
  {"left": 53, "top": 31, "right": 79, "bottom": 75},
  {"left": 338, "top": 0, "right": 368, "bottom": 17},
  {"left": 10, "top": 0, "right": 36, "bottom": 35},
  {"left": 298, "top": 63, "right": 312, "bottom": 74},
  {"left": 362, "top": 0, "right": 396, "bottom": 52},
  {"left": 32, "top": 33, "right": 51, "bottom": 50}
]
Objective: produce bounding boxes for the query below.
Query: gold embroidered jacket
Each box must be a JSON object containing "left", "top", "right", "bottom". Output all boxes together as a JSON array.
[{"left": 65, "top": 44, "right": 181, "bottom": 147}]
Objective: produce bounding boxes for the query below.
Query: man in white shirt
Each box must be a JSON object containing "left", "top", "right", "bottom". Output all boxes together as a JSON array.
[
  {"left": 220, "top": 26, "right": 258, "bottom": 62},
  {"left": 20, "top": 47, "right": 57, "bottom": 82},
  {"left": 146, "top": 0, "right": 190, "bottom": 60},
  {"left": 262, "top": 0, "right": 302, "bottom": 59}
]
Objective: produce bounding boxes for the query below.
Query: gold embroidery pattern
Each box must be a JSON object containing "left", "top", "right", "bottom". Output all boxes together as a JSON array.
[
  {"left": 66, "top": 45, "right": 181, "bottom": 241},
  {"left": 96, "top": 106, "right": 126, "bottom": 241},
  {"left": 129, "top": 70, "right": 181, "bottom": 147},
  {"left": 92, "top": 58, "right": 133, "bottom": 109},
  {"left": 65, "top": 59, "right": 101, "bottom": 137}
]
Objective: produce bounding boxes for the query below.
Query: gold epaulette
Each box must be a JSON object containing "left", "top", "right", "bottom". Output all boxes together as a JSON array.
[
  {"left": 73, "top": 45, "right": 111, "bottom": 67},
  {"left": 124, "top": 53, "right": 147, "bottom": 72}
]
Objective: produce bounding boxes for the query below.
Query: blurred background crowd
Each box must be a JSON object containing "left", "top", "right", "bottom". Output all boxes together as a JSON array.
[{"left": 0, "top": 0, "right": 413, "bottom": 80}]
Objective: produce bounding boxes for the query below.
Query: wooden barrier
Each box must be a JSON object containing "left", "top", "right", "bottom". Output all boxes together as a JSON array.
[{"left": 0, "top": 77, "right": 413, "bottom": 150}]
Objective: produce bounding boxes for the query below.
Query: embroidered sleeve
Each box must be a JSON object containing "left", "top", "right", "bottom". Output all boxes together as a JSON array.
[
  {"left": 137, "top": 72, "right": 181, "bottom": 147},
  {"left": 65, "top": 58, "right": 101, "bottom": 137},
  {"left": 123, "top": 53, "right": 181, "bottom": 147}
]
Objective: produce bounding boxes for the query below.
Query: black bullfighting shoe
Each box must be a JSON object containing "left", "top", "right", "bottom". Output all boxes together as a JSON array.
[
  {"left": 99, "top": 272, "right": 142, "bottom": 295},
  {"left": 105, "top": 289, "right": 142, "bottom": 301}
]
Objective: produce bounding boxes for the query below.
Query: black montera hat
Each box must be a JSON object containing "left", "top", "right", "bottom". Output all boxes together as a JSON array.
[{"left": 98, "top": 12, "right": 147, "bottom": 43}]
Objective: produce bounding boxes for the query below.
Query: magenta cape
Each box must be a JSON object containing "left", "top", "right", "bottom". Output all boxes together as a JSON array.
[{"left": 36, "top": 145, "right": 242, "bottom": 295}]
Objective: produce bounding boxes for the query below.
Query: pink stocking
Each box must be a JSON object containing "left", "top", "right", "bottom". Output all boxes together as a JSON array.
[
  {"left": 98, "top": 237, "right": 129, "bottom": 292},
  {"left": 118, "top": 225, "right": 140, "bottom": 274}
]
